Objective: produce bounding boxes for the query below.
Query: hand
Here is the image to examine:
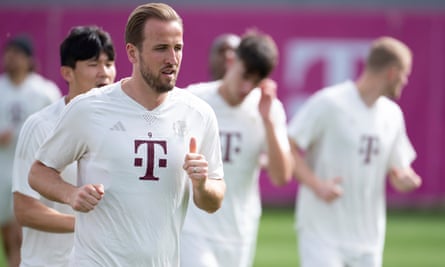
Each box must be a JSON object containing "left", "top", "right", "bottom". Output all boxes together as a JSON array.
[
  {"left": 258, "top": 78, "right": 277, "bottom": 122},
  {"left": 389, "top": 167, "right": 422, "bottom": 192},
  {"left": 69, "top": 184, "right": 104, "bottom": 212},
  {"left": 183, "top": 137, "right": 208, "bottom": 187},
  {"left": 314, "top": 176, "right": 343, "bottom": 203}
]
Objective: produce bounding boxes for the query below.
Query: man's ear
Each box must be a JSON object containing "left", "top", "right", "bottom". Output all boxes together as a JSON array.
[
  {"left": 60, "top": 66, "right": 73, "bottom": 83},
  {"left": 126, "top": 43, "right": 138, "bottom": 64},
  {"left": 385, "top": 64, "right": 399, "bottom": 82}
]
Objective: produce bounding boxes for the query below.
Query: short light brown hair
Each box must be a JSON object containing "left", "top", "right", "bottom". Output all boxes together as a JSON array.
[
  {"left": 236, "top": 30, "right": 278, "bottom": 79},
  {"left": 125, "top": 3, "right": 183, "bottom": 50},
  {"left": 366, "top": 36, "right": 412, "bottom": 72}
]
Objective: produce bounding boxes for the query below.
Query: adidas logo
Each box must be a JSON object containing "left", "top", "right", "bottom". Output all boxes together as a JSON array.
[{"left": 110, "top": 121, "right": 126, "bottom": 131}]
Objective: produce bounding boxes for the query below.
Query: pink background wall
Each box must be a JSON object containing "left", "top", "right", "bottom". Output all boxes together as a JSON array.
[{"left": 1, "top": 7, "right": 443, "bottom": 207}]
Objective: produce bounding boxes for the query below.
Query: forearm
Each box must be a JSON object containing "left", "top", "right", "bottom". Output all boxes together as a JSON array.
[
  {"left": 263, "top": 119, "right": 292, "bottom": 186},
  {"left": 29, "top": 160, "right": 77, "bottom": 205},
  {"left": 192, "top": 178, "right": 226, "bottom": 213},
  {"left": 290, "top": 140, "right": 320, "bottom": 190},
  {"left": 389, "top": 166, "right": 422, "bottom": 193},
  {"left": 14, "top": 192, "right": 74, "bottom": 233},
  {"left": 290, "top": 139, "right": 343, "bottom": 202}
]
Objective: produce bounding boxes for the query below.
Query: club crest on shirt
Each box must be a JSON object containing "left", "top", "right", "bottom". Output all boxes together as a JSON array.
[{"left": 173, "top": 120, "right": 188, "bottom": 137}]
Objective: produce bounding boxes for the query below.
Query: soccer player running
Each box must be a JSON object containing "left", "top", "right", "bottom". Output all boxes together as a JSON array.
[
  {"left": 288, "top": 36, "right": 422, "bottom": 267},
  {"left": 0, "top": 35, "right": 61, "bottom": 267},
  {"left": 181, "top": 30, "right": 293, "bottom": 267},
  {"left": 28, "top": 3, "right": 225, "bottom": 266},
  {"left": 12, "top": 25, "right": 116, "bottom": 267}
]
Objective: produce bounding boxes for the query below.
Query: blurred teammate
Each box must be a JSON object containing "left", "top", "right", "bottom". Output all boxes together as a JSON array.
[
  {"left": 0, "top": 35, "right": 61, "bottom": 267},
  {"left": 28, "top": 3, "right": 225, "bottom": 266},
  {"left": 208, "top": 33, "right": 240, "bottom": 80},
  {"left": 12, "top": 25, "right": 116, "bottom": 267},
  {"left": 288, "top": 36, "right": 422, "bottom": 267},
  {"left": 181, "top": 30, "right": 292, "bottom": 267}
]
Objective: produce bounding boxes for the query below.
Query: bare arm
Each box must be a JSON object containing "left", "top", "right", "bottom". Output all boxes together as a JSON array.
[
  {"left": 183, "top": 138, "right": 226, "bottom": 213},
  {"left": 29, "top": 160, "right": 104, "bottom": 212},
  {"left": 290, "top": 138, "right": 343, "bottom": 203},
  {"left": 190, "top": 177, "right": 226, "bottom": 214},
  {"left": 262, "top": 118, "right": 293, "bottom": 186},
  {"left": 258, "top": 79, "right": 292, "bottom": 186},
  {"left": 388, "top": 166, "right": 422, "bottom": 193},
  {"left": 13, "top": 192, "right": 74, "bottom": 233}
]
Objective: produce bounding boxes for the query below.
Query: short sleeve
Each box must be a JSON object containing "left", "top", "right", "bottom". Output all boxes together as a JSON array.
[
  {"left": 388, "top": 111, "right": 416, "bottom": 169},
  {"left": 287, "top": 91, "right": 329, "bottom": 150},
  {"left": 12, "top": 114, "right": 48, "bottom": 198},
  {"left": 199, "top": 106, "right": 224, "bottom": 180},
  {"left": 36, "top": 97, "right": 89, "bottom": 171}
]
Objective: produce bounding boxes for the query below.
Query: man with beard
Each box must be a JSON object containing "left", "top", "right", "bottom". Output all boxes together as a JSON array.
[
  {"left": 288, "top": 36, "right": 421, "bottom": 267},
  {"left": 12, "top": 25, "right": 116, "bottom": 267},
  {"left": 28, "top": 3, "right": 225, "bottom": 266}
]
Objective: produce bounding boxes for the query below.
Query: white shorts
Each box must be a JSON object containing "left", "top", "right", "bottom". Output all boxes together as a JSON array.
[
  {"left": 298, "top": 230, "right": 383, "bottom": 267},
  {"left": 180, "top": 231, "right": 256, "bottom": 267}
]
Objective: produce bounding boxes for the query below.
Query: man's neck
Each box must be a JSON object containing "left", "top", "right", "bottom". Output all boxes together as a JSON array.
[
  {"left": 122, "top": 78, "right": 168, "bottom": 110},
  {"left": 218, "top": 82, "right": 239, "bottom": 106},
  {"left": 8, "top": 71, "right": 29, "bottom": 86},
  {"left": 355, "top": 75, "right": 383, "bottom": 107}
]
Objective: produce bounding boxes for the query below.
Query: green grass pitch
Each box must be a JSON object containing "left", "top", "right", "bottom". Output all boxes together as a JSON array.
[{"left": 253, "top": 208, "right": 445, "bottom": 267}]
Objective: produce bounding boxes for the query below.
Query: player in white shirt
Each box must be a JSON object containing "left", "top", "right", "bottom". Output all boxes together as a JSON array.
[
  {"left": 28, "top": 3, "right": 225, "bottom": 266},
  {"left": 12, "top": 25, "right": 116, "bottom": 267},
  {"left": 288, "top": 36, "right": 422, "bottom": 267},
  {"left": 0, "top": 35, "right": 61, "bottom": 266},
  {"left": 181, "top": 31, "right": 293, "bottom": 267}
]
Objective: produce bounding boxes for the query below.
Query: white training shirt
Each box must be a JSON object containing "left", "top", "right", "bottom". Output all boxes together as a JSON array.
[
  {"left": 0, "top": 72, "right": 61, "bottom": 224},
  {"left": 12, "top": 98, "right": 76, "bottom": 267},
  {"left": 288, "top": 80, "right": 416, "bottom": 251},
  {"left": 183, "top": 81, "right": 290, "bottom": 244},
  {"left": 35, "top": 81, "right": 223, "bottom": 267}
]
